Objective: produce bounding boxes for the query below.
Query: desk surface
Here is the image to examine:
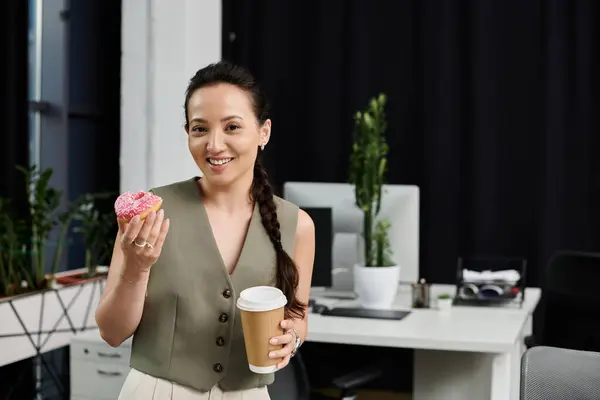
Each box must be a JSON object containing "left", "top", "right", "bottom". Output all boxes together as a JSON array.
[
  {"left": 308, "top": 284, "right": 541, "bottom": 353},
  {"left": 75, "top": 284, "right": 541, "bottom": 355}
]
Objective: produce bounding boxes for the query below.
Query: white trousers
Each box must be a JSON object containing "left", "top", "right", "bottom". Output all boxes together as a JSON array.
[{"left": 118, "top": 368, "right": 271, "bottom": 400}]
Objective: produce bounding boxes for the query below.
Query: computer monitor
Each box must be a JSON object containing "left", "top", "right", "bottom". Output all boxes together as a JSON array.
[
  {"left": 300, "top": 207, "right": 333, "bottom": 287},
  {"left": 283, "top": 182, "right": 420, "bottom": 284}
]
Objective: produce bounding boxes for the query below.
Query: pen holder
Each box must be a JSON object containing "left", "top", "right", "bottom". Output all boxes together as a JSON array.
[{"left": 411, "top": 279, "right": 431, "bottom": 308}]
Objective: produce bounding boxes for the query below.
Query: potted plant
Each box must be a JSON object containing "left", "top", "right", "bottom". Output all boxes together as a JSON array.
[
  {"left": 17, "top": 165, "right": 79, "bottom": 289},
  {"left": 348, "top": 93, "right": 400, "bottom": 309},
  {"left": 0, "top": 165, "right": 112, "bottom": 372},
  {"left": 437, "top": 293, "right": 453, "bottom": 312},
  {"left": 56, "top": 194, "right": 115, "bottom": 285}
]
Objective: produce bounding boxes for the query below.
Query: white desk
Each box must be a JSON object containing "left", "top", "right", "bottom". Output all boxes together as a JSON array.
[
  {"left": 309, "top": 284, "right": 541, "bottom": 400},
  {"left": 69, "top": 284, "right": 540, "bottom": 400}
]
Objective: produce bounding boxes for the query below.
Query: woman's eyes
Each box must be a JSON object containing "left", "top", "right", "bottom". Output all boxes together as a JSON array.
[
  {"left": 191, "top": 125, "right": 241, "bottom": 134},
  {"left": 191, "top": 126, "right": 208, "bottom": 133},
  {"left": 225, "top": 124, "right": 241, "bottom": 132}
]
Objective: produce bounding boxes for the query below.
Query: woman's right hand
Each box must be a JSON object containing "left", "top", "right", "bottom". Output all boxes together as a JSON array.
[
  {"left": 95, "top": 210, "right": 169, "bottom": 346},
  {"left": 118, "top": 209, "right": 170, "bottom": 272}
]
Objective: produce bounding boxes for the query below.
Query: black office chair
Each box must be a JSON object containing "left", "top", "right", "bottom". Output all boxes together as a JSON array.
[
  {"left": 268, "top": 351, "right": 384, "bottom": 400},
  {"left": 268, "top": 352, "right": 311, "bottom": 400},
  {"left": 525, "top": 250, "right": 600, "bottom": 351},
  {"left": 520, "top": 346, "right": 600, "bottom": 400}
]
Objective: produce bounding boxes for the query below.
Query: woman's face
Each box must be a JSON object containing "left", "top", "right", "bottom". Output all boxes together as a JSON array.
[{"left": 186, "top": 83, "right": 270, "bottom": 187}]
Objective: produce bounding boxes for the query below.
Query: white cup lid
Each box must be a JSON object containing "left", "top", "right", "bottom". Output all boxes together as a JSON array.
[{"left": 236, "top": 286, "right": 287, "bottom": 312}]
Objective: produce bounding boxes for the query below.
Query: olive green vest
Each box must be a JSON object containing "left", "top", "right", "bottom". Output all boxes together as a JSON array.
[{"left": 129, "top": 178, "right": 299, "bottom": 392}]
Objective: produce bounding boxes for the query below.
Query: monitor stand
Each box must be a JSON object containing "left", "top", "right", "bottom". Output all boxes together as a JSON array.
[{"left": 320, "top": 288, "right": 358, "bottom": 300}]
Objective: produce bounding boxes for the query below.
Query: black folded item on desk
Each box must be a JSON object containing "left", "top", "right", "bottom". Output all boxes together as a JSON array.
[{"left": 320, "top": 307, "right": 411, "bottom": 320}]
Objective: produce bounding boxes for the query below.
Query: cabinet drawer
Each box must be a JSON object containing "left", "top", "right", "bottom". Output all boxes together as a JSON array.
[
  {"left": 71, "top": 359, "right": 130, "bottom": 400},
  {"left": 71, "top": 340, "right": 131, "bottom": 366}
]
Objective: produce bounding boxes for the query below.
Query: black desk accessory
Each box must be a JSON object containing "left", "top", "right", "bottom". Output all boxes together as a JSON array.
[
  {"left": 453, "top": 256, "right": 527, "bottom": 308},
  {"left": 312, "top": 302, "right": 411, "bottom": 320}
]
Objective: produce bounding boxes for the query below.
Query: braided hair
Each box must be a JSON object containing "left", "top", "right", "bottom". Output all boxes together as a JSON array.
[{"left": 184, "top": 61, "right": 306, "bottom": 320}]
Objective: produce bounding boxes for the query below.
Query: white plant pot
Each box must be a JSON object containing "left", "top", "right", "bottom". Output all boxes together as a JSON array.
[
  {"left": 353, "top": 264, "right": 400, "bottom": 309},
  {"left": 437, "top": 297, "right": 453, "bottom": 313}
]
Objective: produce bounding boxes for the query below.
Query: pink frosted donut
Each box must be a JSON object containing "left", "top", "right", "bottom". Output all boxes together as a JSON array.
[{"left": 114, "top": 191, "right": 163, "bottom": 223}]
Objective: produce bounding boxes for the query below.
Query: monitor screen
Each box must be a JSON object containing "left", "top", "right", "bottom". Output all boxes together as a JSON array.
[{"left": 301, "top": 207, "right": 333, "bottom": 287}]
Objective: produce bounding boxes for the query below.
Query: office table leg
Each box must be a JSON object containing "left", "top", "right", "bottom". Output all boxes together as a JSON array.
[{"left": 414, "top": 346, "right": 520, "bottom": 400}]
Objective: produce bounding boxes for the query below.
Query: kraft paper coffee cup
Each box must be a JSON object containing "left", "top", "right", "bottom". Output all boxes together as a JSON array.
[{"left": 236, "top": 286, "right": 287, "bottom": 374}]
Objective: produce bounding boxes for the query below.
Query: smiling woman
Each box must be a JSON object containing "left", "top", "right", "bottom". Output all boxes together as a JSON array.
[
  {"left": 95, "top": 61, "right": 315, "bottom": 400},
  {"left": 185, "top": 78, "right": 271, "bottom": 185}
]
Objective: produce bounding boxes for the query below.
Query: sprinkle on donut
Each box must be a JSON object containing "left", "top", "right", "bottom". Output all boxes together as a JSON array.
[{"left": 114, "top": 191, "right": 163, "bottom": 222}]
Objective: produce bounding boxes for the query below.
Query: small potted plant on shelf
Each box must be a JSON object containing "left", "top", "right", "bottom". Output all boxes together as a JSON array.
[
  {"left": 437, "top": 293, "right": 453, "bottom": 312},
  {"left": 348, "top": 93, "right": 400, "bottom": 309}
]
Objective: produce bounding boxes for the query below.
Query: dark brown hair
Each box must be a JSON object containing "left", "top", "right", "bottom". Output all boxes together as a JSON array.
[{"left": 184, "top": 61, "right": 306, "bottom": 320}]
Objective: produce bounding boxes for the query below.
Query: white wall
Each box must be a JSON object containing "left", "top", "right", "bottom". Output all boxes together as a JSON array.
[{"left": 120, "top": 0, "right": 221, "bottom": 192}]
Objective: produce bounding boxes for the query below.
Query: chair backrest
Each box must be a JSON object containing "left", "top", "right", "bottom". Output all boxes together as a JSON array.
[
  {"left": 267, "top": 352, "right": 311, "bottom": 400},
  {"left": 540, "top": 251, "right": 600, "bottom": 350},
  {"left": 520, "top": 346, "right": 600, "bottom": 400}
]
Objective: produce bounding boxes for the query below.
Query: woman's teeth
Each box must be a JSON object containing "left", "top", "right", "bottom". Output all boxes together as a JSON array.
[{"left": 208, "top": 158, "right": 233, "bottom": 166}]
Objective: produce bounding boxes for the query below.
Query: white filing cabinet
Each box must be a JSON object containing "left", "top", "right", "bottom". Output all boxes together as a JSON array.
[{"left": 70, "top": 330, "right": 132, "bottom": 400}]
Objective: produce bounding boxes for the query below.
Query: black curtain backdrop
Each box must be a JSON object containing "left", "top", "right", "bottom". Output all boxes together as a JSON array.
[
  {"left": 1, "top": 0, "right": 29, "bottom": 204},
  {"left": 223, "top": 0, "right": 600, "bottom": 288},
  {"left": 0, "top": 3, "right": 35, "bottom": 399}
]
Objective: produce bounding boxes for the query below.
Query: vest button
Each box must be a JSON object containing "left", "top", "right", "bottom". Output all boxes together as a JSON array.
[
  {"left": 222, "top": 289, "right": 232, "bottom": 298},
  {"left": 219, "top": 313, "right": 228, "bottom": 323},
  {"left": 213, "top": 363, "right": 223, "bottom": 373},
  {"left": 216, "top": 337, "right": 225, "bottom": 347}
]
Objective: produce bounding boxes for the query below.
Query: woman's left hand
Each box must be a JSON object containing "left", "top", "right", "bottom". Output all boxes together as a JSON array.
[{"left": 269, "top": 319, "right": 297, "bottom": 370}]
